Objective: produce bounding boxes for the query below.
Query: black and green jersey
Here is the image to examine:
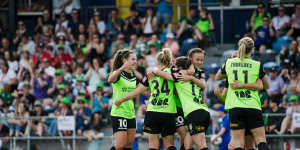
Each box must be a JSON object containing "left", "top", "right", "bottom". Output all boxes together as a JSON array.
[
  {"left": 141, "top": 67, "right": 177, "bottom": 114},
  {"left": 111, "top": 71, "right": 137, "bottom": 119},
  {"left": 222, "top": 58, "right": 265, "bottom": 110},
  {"left": 172, "top": 67, "right": 208, "bottom": 118}
]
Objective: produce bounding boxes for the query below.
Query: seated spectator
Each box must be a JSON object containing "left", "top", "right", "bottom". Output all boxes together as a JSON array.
[
  {"left": 53, "top": 44, "right": 72, "bottom": 68},
  {"left": 91, "top": 83, "right": 108, "bottom": 116},
  {"left": 163, "top": 32, "right": 179, "bottom": 57},
  {"left": 34, "top": 9, "right": 54, "bottom": 33},
  {"left": 155, "top": 0, "right": 173, "bottom": 30},
  {"left": 55, "top": 34, "right": 73, "bottom": 55},
  {"left": 7, "top": 102, "right": 29, "bottom": 136},
  {"left": 272, "top": 5, "right": 290, "bottom": 37},
  {"left": 26, "top": 101, "right": 48, "bottom": 136},
  {"left": 85, "top": 58, "right": 107, "bottom": 93},
  {"left": 250, "top": 2, "right": 271, "bottom": 31},
  {"left": 279, "top": 39, "right": 300, "bottom": 69},
  {"left": 141, "top": 7, "right": 157, "bottom": 40},
  {"left": 0, "top": 84, "right": 13, "bottom": 106},
  {"left": 280, "top": 96, "right": 300, "bottom": 134},
  {"left": 13, "top": 20, "right": 32, "bottom": 46},
  {"left": 0, "top": 37, "right": 11, "bottom": 58},
  {"left": 19, "top": 82, "right": 36, "bottom": 109},
  {"left": 176, "top": 7, "right": 197, "bottom": 39},
  {"left": 0, "top": 62, "right": 17, "bottom": 89},
  {"left": 123, "top": 5, "right": 141, "bottom": 38},
  {"left": 48, "top": 97, "right": 73, "bottom": 136},
  {"left": 145, "top": 42, "right": 160, "bottom": 71},
  {"left": 194, "top": 7, "right": 215, "bottom": 46},
  {"left": 19, "top": 50, "right": 32, "bottom": 71},
  {"left": 86, "top": 34, "right": 105, "bottom": 61},
  {"left": 253, "top": 16, "right": 276, "bottom": 49},
  {"left": 287, "top": 3, "right": 300, "bottom": 39},
  {"left": 110, "top": 34, "right": 129, "bottom": 56},
  {"left": 67, "top": 9, "right": 82, "bottom": 39},
  {"left": 72, "top": 76, "right": 86, "bottom": 97},
  {"left": 205, "top": 68, "right": 222, "bottom": 107},
  {"left": 32, "top": 42, "right": 52, "bottom": 68},
  {"left": 267, "top": 67, "right": 285, "bottom": 97},
  {"left": 33, "top": 68, "right": 51, "bottom": 100},
  {"left": 0, "top": 102, "right": 10, "bottom": 137},
  {"left": 84, "top": 122, "right": 104, "bottom": 150},
  {"left": 4, "top": 51, "right": 18, "bottom": 72},
  {"left": 129, "top": 33, "right": 146, "bottom": 56},
  {"left": 75, "top": 97, "right": 92, "bottom": 136},
  {"left": 18, "top": 34, "right": 35, "bottom": 57},
  {"left": 91, "top": 11, "right": 105, "bottom": 36},
  {"left": 106, "top": 9, "right": 123, "bottom": 38},
  {"left": 55, "top": 11, "right": 68, "bottom": 34},
  {"left": 264, "top": 97, "right": 285, "bottom": 134}
]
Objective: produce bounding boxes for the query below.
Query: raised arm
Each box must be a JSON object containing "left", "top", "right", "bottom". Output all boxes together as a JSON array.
[
  {"left": 108, "top": 61, "right": 129, "bottom": 83},
  {"left": 115, "top": 84, "right": 148, "bottom": 106}
]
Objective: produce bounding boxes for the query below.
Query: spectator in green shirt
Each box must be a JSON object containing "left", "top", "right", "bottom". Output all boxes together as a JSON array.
[
  {"left": 250, "top": 2, "right": 272, "bottom": 30},
  {"left": 176, "top": 7, "right": 198, "bottom": 39}
]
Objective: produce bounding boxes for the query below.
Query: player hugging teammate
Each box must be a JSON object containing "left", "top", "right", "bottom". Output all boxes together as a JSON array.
[{"left": 109, "top": 37, "right": 269, "bottom": 150}]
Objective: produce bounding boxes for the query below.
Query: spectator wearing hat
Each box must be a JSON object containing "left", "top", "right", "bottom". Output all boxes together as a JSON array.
[
  {"left": 26, "top": 101, "right": 48, "bottom": 136},
  {"left": 47, "top": 69, "right": 66, "bottom": 97},
  {"left": 72, "top": 75, "right": 86, "bottom": 97},
  {"left": 55, "top": 35, "right": 73, "bottom": 55},
  {"left": 267, "top": 67, "right": 285, "bottom": 97},
  {"left": 75, "top": 97, "right": 92, "bottom": 136},
  {"left": 145, "top": 42, "right": 161, "bottom": 71},
  {"left": 53, "top": 44, "right": 72, "bottom": 68},
  {"left": 211, "top": 105, "right": 230, "bottom": 150},
  {"left": 48, "top": 97, "right": 72, "bottom": 136},
  {"left": 163, "top": 32, "right": 179, "bottom": 57},
  {"left": 280, "top": 96, "right": 300, "bottom": 134},
  {"left": 91, "top": 83, "right": 108, "bottom": 116},
  {"left": 32, "top": 42, "right": 52, "bottom": 67},
  {"left": 52, "top": 84, "right": 72, "bottom": 108},
  {"left": 264, "top": 96, "right": 285, "bottom": 134}
]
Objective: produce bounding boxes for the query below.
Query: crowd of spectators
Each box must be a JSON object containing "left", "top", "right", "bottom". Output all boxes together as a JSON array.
[{"left": 0, "top": 1, "right": 300, "bottom": 148}]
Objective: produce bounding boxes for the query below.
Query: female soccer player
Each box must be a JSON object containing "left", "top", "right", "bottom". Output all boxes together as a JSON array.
[
  {"left": 215, "top": 37, "right": 269, "bottom": 150},
  {"left": 108, "top": 49, "right": 138, "bottom": 150},
  {"left": 154, "top": 56, "right": 209, "bottom": 150},
  {"left": 175, "top": 48, "right": 206, "bottom": 150},
  {"left": 115, "top": 49, "right": 177, "bottom": 150}
]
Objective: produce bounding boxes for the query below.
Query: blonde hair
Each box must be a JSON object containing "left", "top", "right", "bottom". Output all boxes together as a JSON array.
[
  {"left": 238, "top": 37, "right": 254, "bottom": 61},
  {"left": 157, "top": 48, "right": 172, "bottom": 67}
]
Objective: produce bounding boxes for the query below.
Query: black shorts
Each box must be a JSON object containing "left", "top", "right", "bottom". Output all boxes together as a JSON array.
[
  {"left": 111, "top": 116, "right": 136, "bottom": 133},
  {"left": 186, "top": 109, "right": 210, "bottom": 136},
  {"left": 143, "top": 111, "right": 176, "bottom": 137},
  {"left": 175, "top": 107, "right": 186, "bottom": 129},
  {"left": 245, "top": 128, "right": 252, "bottom": 136},
  {"left": 229, "top": 108, "right": 264, "bottom": 130}
]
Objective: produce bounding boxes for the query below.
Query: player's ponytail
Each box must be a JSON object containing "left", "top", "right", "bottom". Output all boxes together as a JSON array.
[
  {"left": 175, "top": 56, "right": 192, "bottom": 70},
  {"left": 237, "top": 37, "right": 254, "bottom": 62},
  {"left": 157, "top": 48, "right": 172, "bottom": 67},
  {"left": 111, "top": 48, "right": 133, "bottom": 72}
]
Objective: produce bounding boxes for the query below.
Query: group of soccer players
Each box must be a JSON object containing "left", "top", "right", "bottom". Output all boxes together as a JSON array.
[{"left": 108, "top": 37, "right": 269, "bottom": 150}]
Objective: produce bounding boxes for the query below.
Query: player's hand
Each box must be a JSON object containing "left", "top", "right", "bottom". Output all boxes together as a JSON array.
[
  {"left": 115, "top": 99, "right": 123, "bottom": 106},
  {"left": 231, "top": 80, "right": 242, "bottom": 89},
  {"left": 178, "top": 74, "right": 192, "bottom": 82},
  {"left": 147, "top": 68, "right": 158, "bottom": 79},
  {"left": 121, "top": 61, "right": 131, "bottom": 71}
]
